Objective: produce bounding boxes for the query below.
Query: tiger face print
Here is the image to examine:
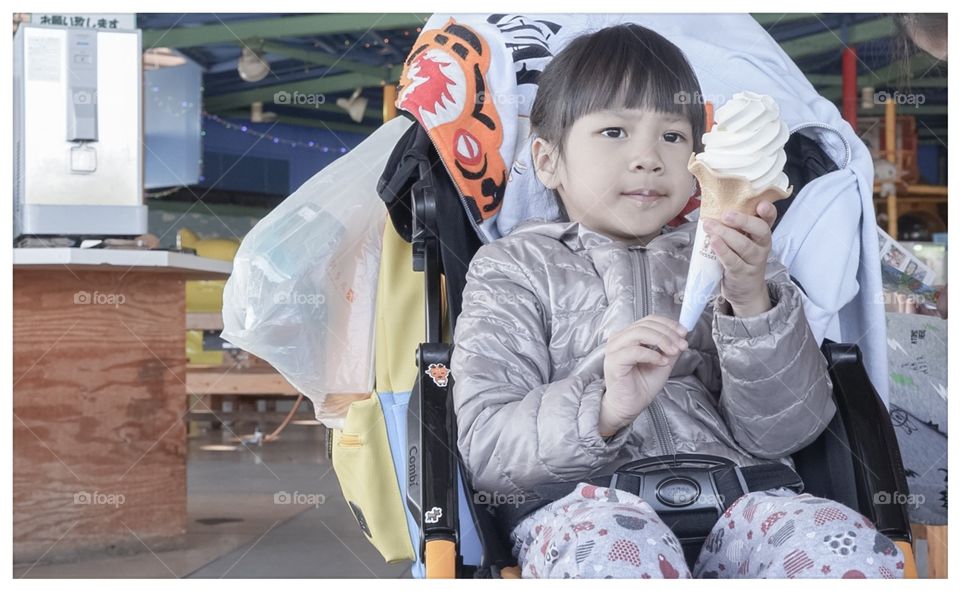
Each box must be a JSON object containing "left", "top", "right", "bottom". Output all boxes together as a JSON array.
[{"left": 398, "top": 19, "right": 506, "bottom": 224}]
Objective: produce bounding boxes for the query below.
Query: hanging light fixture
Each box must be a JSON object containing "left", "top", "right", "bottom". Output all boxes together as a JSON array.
[
  {"left": 336, "top": 88, "right": 368, "bottom": 123},
  {"left": 238, "top": 46, "right": 270, "bottom": 82},
  {"left": 143, "top": 47, "right": 187, "bottom": 69}
]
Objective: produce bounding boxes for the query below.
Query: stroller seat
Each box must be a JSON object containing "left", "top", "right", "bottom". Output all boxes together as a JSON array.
[
  {"left": 373, "top": 121, "right": 914, "bottom": 578},
  {"left": 328, "top": 13, "right": 917, "bottom": 578}
]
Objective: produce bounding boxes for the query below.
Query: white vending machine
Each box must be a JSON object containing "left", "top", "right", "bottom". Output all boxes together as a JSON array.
[{"left": 13, "top": 24, "right": 147, "bottom": 240}]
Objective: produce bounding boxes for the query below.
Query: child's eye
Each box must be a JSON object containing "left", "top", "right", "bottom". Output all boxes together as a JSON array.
[
  {"left": 600, "top": 127, "right": 626, "bottom": 139},
  {"left": 663, "top": 132, "right": 686, "bottom": 143}
]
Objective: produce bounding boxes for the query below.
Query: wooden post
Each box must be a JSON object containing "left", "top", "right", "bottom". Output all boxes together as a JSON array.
[
  {"left": 383, "top": 84, "right": 397, "bottom": 123},
  {"left": 885, "top": 99, "right": 898, "bottom": 238}
]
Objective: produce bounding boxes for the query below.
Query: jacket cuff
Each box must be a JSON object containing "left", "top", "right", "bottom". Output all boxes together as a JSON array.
[
  {"left": 713, "top": 281, "right": 796, "bottom": 340},
  {"left": 578, "top": 379, "right": 633, "bottom": 456}
]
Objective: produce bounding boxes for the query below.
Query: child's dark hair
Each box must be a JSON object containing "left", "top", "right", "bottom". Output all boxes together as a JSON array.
[{"left": 530, "top": 23, "right": 706, "bottom": 157}]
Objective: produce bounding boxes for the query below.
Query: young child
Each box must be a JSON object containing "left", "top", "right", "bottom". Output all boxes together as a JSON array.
[{"left": 451, "top": 24, "right": 905, "bottom": 579}]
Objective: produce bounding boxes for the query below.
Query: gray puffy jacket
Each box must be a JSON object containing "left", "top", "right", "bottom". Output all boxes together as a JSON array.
[{"left": 451, "top": 219, "right": 837, "bottom": 498}]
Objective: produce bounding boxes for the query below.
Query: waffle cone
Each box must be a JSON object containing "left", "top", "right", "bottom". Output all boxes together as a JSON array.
[{"left": 687, "top": 153, "right": 792, "bottom": 220}]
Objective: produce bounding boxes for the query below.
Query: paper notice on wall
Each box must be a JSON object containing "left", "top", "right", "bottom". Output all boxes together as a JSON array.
[{"left": 27, "top": 35, "right": 62, "bottom": 82}]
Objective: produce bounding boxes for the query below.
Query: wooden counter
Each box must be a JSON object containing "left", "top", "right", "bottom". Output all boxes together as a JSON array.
[{"left": 13, "top": 248, "right": 231, "bottom": 563}]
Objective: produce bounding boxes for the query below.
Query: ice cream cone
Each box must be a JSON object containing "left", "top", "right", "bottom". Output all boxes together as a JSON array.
[
  {"left": 678, "top": 92, "right": 794, "bottom": 331},
  {"left": 688, "top": 153, "right": 793, "bottom": 220}
]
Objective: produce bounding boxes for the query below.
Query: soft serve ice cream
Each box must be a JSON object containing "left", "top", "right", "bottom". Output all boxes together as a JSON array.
[
  {"left": 696, "top": 92, "right": 791, "bottom": 198},
  {"left": 678, "top": 91, "right": 793, "bottom": 331}
]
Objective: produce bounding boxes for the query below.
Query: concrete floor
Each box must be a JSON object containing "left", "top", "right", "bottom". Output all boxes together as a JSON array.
[
  {"left": 14, "top": 423, "right": 414, "bottom": 578},
  {"left": 13, "top": 420, "right": 937, "bottom": 578}
]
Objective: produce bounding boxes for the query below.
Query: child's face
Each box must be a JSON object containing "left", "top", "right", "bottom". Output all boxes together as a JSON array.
[{"left": 533, "top": 108, "right": 696, "bottom": 245}]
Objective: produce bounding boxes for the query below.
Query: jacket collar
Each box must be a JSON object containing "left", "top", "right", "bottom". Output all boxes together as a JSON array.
[{"left": 510, "top": 218, "right": 695, "bottom": 253}]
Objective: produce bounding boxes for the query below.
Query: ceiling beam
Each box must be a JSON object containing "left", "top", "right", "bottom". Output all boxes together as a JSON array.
[
  {"left": 142, "top": 13, "right": 429, "bottom": 49},
  {"left": 779, "top": 16, "right": 893, "bottom": 60},
  {"left": 281, "top": 101, "right": 383, "bottom": 122},
  {"left": 817, "top": 53, "right": 945, "bottom": 100},
  {"left": 200, "top": 89, "right": 384, "bottom": 120},
  {"left": 751, "top": 13, "right": 822, "bottom": 27},
  {"left": 218, "top": 110, "right": 378, "bottom": 135},
  {"left": 205, "top": 72, "right": 387, "bottom": 111},
  {"left": 857, "top": 105, "right": 947, "bottom": 116},
  {"left": 860, "top": 53, "right": 943, "bottom": 87},
  {"left": 825, "top": 103, "right": 947, "bottom": 116},
  {"left": 871, "top": 77, "right": 946, "bottom": 88},
  {"left": 805, "top": 74, "right": 841, "bottom": 86},
  {"left": 808, "top": 75, "right": 946, "bottom": 88},
  {"left": 277, "top": 116, "right": 377, "bottom": 136},
  {"left": 259, "top": 40, "right": 404, "bottom": 79}
]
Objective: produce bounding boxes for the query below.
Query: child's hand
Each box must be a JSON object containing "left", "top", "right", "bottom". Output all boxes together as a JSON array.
[
  {"left": 703, "top": 200, "right": 778, "bottom": 317},
  {"left": 599, "top": 315, "right": 688, "bottom": 437}
]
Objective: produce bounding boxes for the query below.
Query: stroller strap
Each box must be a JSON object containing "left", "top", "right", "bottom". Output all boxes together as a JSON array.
[{"left": 495, "top": 454, "right": 804, "bottom": 539}]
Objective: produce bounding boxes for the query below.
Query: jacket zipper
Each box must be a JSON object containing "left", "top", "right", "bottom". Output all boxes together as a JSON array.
[
  {"left": 421, "top": 129, "right": 490, "bottom": 244},
  {"left": 631, "top": 249, "right": 676, "bottom": 458},
  {"left": 789, "top": 122, "right": 851, "bottom": 169},
  {"left": 337, "top": 433, "right": 363, "bottom": 448}
]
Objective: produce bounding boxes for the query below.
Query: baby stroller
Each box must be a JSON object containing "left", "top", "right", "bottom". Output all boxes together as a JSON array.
[{"left": 328, "top": 14, "right": 918, "bottom": 578}]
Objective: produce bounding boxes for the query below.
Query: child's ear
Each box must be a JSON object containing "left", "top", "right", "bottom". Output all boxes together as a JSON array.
[{"left": 531, "top": 137, "right": 562, "bottom": 190}]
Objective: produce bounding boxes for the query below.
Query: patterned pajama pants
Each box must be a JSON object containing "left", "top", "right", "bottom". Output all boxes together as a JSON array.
[{"left": 510, "top": 482, "right": 906, "bottom": 578}]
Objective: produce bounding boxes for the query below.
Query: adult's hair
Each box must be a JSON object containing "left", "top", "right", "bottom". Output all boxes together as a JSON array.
[{"left": 891, "top": 13, "right": 947, "bottom": 86}]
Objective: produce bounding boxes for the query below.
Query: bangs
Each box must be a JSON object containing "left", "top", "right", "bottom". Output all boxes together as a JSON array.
[
  {"left": 534, "top": 24, "right": 706, "bottom": 152},
  {"left": 575, "top": 56, "right": 701, "bottom": 127}
]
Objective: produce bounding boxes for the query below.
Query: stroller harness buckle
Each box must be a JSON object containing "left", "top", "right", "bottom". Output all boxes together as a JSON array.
[{"left": 496, "top": 453, "right": 805, "bottom": 548}]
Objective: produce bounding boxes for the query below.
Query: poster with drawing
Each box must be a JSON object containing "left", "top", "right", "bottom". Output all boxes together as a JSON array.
[{"left": 878, "top": 227, "right": 939, "bottom": 311}]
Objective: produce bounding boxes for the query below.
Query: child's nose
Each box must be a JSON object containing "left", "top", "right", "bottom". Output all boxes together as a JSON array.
[{"left": 630, "top": 152, "right": 664, "bottom": 173}]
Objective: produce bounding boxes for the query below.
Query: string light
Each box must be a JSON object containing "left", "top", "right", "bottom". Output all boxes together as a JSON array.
[
  {"left": 145, "top": 88, "right": 204, "bottom": 177},
  {"left": 141, "top": 27, "right": 429, "bottom": 173},
  {"left": 149, "top": 84, "right": 197, "bottom": 118},
  {"left": 203, "top": 112, "right": 350, "bottom": 154}
]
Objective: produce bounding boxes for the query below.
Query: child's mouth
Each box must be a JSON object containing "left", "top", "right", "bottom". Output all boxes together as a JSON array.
[{"left": 622, "top": 189, "right": 666, "bottom": 203}]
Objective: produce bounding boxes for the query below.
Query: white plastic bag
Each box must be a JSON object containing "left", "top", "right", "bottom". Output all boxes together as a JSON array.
[{"left": 222, "top": 116, "right": 413, "bottom": 428}]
